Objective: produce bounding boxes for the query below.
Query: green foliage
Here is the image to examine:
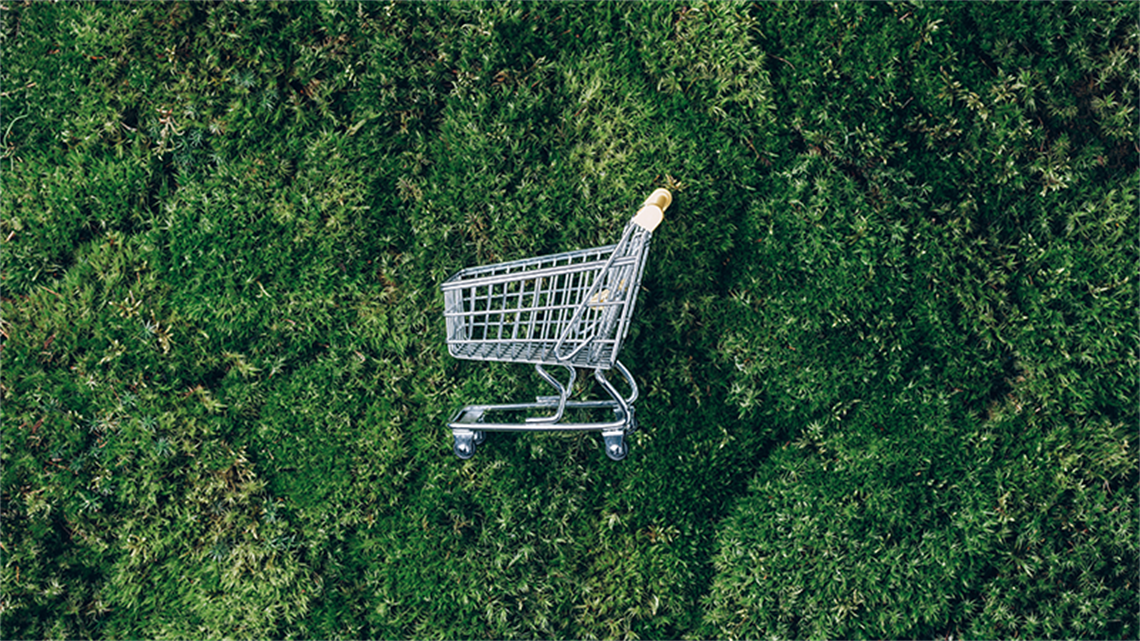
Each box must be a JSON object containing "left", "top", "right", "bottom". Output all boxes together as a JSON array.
[
  {"left": 703, "top": 382, "right": 1136, "bottom": 638},
  {"left": 704, "top": 2, "right": 1138, "bottom": 638},
  {"left": 1, "top": 1, "right": 1135, "bottom": 639}
]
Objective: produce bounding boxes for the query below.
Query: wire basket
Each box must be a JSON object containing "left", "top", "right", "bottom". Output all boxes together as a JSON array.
[{"left": 441, "top": 224, "right": 651, "bottom": 369}]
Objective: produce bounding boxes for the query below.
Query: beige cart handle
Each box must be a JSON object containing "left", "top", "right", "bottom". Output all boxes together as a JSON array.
[{"left": 631, "top": 188, "right": 672, "bottom": 232}]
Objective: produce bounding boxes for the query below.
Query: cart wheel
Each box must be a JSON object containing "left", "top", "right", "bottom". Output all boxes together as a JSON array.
[
  {"left": 605, "top": 440, "right": 628, "bottom": 462},
  {"left": 472, "top": 430, "right": 486, "bottom": 445},
  {"left": 454, "top": 438, "right": 476, "bottom": 460}
]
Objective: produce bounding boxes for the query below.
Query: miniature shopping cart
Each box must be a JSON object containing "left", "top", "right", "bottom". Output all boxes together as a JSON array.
[{"left": 441, "top": 188, "right": 672, "bottom": 461}]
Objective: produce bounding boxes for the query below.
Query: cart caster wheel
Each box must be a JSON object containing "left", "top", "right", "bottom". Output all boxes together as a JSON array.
[
  {"left": 472, "top": 430, "right": 486, "bottom": 445},
  {"left": 454, "top": 439, "right": 476, "bottom": 460},
  {"left": 605, "top": 440, "right": 628, "bottom": 461}
]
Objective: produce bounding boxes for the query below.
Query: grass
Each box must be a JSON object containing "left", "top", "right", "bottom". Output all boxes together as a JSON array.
[{"left": 1, "top": 1, "right": 1136, "bottom": 639}]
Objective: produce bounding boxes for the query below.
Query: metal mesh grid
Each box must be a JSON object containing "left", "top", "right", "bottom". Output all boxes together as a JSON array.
[{"left": 442, "top": 222, "right": 652, "bottom": 369}]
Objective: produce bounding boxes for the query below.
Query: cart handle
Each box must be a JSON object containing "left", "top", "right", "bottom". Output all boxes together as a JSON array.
[
  {"left": 553, "top": 189, "right": 672, "bottom": 362},
  {"left": 631, "top": 188, "right": 672, "bottom": 232}
]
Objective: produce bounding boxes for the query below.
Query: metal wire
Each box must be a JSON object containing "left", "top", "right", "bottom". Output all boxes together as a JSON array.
[{"left": 441, "top": 221, "right": 653, "bottom": 370}]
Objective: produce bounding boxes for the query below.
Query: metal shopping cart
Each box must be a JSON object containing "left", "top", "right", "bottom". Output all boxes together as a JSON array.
[{"left": 441, "top": 188, "right": 672, "bottom": 461}]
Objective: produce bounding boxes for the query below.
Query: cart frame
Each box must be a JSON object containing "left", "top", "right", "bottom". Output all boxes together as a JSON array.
[{"left": 440, "top": 189, "right": 671, "bottom": 460}]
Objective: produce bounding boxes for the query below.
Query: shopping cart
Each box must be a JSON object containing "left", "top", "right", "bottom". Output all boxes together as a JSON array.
[{"left": 441, "top": 188, "right": 672, "bottom": 461}]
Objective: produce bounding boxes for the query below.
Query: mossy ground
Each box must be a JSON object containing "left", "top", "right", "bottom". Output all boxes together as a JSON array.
[{"left": 2, "top": 2, "right": 1136, "bottom": 639}]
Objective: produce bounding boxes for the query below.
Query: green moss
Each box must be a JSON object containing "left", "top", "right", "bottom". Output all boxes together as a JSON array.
[{"left": 2, "top": 1, "right": 1135, "bottom": 638}]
